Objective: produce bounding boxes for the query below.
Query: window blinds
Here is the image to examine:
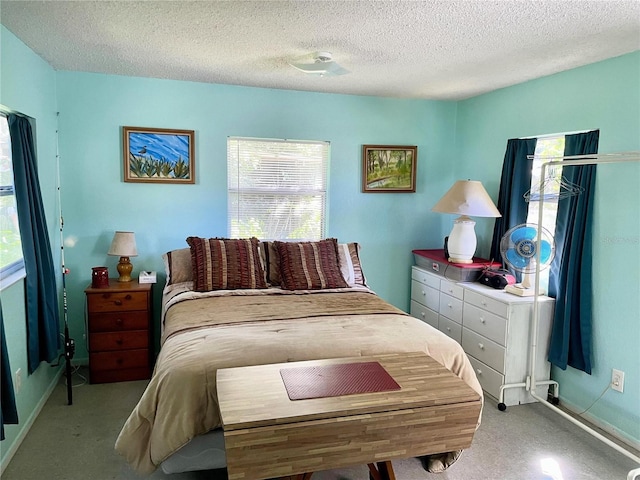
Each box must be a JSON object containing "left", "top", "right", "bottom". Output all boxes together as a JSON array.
[{"left": 227, "top": 137, "right": 329, "bottom": 240}]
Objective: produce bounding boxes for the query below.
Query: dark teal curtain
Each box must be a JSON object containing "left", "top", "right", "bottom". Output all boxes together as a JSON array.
[
  {"left": 547, "top": 130, "right": 599, "bottom": 374},
  {"left": 1, "top": 301, "right": 19, "bottom": 440},
  {"left": 8, "top": 114, "right": 60, "bottom": 374},
  {"left": 490, "top": 138, "right": 538, "bottom": 262}
]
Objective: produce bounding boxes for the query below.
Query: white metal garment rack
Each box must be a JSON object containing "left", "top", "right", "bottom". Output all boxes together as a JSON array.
[{"left": 512, "top": 152, "right": 640, "bottom": 479}]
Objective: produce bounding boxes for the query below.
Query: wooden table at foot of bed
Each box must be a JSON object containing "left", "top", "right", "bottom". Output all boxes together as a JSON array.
[{"left": 217, "top": 352, "right": 481, "bottom": 480}]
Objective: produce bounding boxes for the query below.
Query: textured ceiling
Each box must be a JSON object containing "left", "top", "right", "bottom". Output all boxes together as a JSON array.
[{"left": 1, "top": 0, "right": 639, "bottom": 100}]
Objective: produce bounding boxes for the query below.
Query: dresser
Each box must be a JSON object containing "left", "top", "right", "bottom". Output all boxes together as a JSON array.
[
  {"left": 410, "top": 265, "right": 555, "bottom": 406},
  {"left": 85, "top": 279, "right": 152, "bottom": 383}
]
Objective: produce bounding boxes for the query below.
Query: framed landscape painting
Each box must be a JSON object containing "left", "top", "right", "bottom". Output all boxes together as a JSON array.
[
  {"left": 123, "top": 126, "right": 195, "bottom": 184},
  {"left": 362, "top": 145, "right": 417, "bottom": 192}
]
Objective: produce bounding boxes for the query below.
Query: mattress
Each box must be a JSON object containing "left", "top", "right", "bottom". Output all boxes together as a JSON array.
[{"left": 115, "top": 285, "right": 483, "bottom": 475}]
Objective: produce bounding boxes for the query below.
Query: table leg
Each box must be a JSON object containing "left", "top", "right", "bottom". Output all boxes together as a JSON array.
[{"left": 368, "top": 461, "right": 395, "bottom": 480}]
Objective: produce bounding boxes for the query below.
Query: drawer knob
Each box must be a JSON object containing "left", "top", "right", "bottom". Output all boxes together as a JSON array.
[
  {"left": 480, "top": 317, "right": 486, "bottom": 324},
  {"left": 421, "top": 290, "right": 426, "bottom": 296},
  {"left": 125, "top": 294, "right": 132, "bottom": 300},
  {"left": 115, "top": 338, "right": 123, "bottom": 345},
  {"left": 446, "top": 327, "right": 451, "bottom": 332},
  {"left": 448, "top": 288, "right": 453, "bottom": 293},
  {"left": 481, "top": 301, "right": 488, "bottom": 306},
  {"left": 116, "top": 318, "right": 123, "bottom": 325},
  {"left": 420, "top": 312, "right": 425, "bottom": 318},
  {"left": 476, "top": 368, "right": 482, "bottom": 375},
  {"left": 447, "top": 303, "right": 452, "bottom": 308},
  {"left": 116, "top": 358, "right": 123, "bottom": 365},
  {"left": 114, "top": 300, "right": 122, "bottom": 306},
  {"left": 478, "top": 343, "right": 485, "bottom": 350}
]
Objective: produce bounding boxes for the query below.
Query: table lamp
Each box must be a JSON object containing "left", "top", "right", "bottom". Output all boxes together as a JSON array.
[
  {"left": 108, "top": 231, "right": 138, "bottom": 282},
  {"left": 432, "top": 180, "right": 501, "bottom": 264}
]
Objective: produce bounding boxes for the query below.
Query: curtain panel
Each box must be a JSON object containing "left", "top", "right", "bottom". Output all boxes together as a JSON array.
[
  {"left": 547, "top": 130, "right": 599, "bottom": 374},
  {"left": 489, "top": 138, "right": 538, "bottom": 262},
  {"left": 1, "top": 302, "right": 19, "bottom": 440},
  {"left": 8, "top": 114, "right": 60, "bottom": 374}
]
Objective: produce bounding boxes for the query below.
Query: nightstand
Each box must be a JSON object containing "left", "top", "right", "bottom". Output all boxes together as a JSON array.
[{"left": 84, "top": 279, "right": 152, "bottom": 383}]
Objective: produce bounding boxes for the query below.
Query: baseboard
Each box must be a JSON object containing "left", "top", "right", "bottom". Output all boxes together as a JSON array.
[
  {"left": 557, "top": 399, "right": 640, "bottom": 454},
  {"left": 0, "top": 365, "right": 64, "bottom": 476}
]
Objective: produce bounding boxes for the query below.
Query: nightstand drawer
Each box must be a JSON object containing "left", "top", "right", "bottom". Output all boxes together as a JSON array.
[
  {"left": 89, "top": 349, "right": 149, "bottom": 371},
  {"left": 463, "top": 303, "right": 507, "bottom": 346},
  {"left": 88, "top": 311, "right": 149, "bottom": 332},
  {"left": 439, "top": 292, "right": 463, "bottom": 323},
  {"left": 89, "top": 330, "right": 149, "bottom": 352},
  {"left": 462, "top": 328, "right": 505, "bottom": 373},
  {"left": 87, "top": 291, "right": 148, "bottom": 313},
  {"left": 410, "top": 301, "right": 438, "bottom": 329},
  {"left": 411, "top": 280, "right": 439, "bottom": 311},
  {"left": 464, "top": 289, "right": 508, "bottom": 318}
]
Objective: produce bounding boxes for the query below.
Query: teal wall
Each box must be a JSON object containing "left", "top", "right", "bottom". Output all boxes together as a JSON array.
[
  {"left": 54, "top": 72, "right": 456, "bottom": 354},
  {"left": 0, "top": 26, "right": 63, "bottom": 469},
  {"left": 2, "top": 23, "right": 639, "bottom": 468},
  {"left": 456, "top": 52, "right": 640, "bottom": 447}
]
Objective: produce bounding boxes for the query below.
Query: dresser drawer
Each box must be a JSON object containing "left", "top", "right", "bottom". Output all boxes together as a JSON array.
[
  {"left": 439, "top": 316, "right": 462, "bottom": 344},
  {"left": 89, "top": 330, "right": 149, "bottom": 352},
  {"left": 88, "top": 311, "right": 149, "bottom": 332},
  {"left": 89, "top": 349, "right": 149, "bottom": 371},
  {"left": 410, "top": 301, "right": 438, "bottom": 329},
  {"left": 411, "top": 280, "right": 439, "bottom": 311},
  {"left": 464, "top": 289, "right": 508, "bottom": 318},
  {"left": 440, "top": 279, "right": 464, "bottom": 300},
  {"left": 411, "top": 267, "right": 440, "bottom": 289},
  {"left": 439, "top": 292, "right": 463, "bottom": 324},
  {"left": 467, "top": 356, "right": 504, "bottom": 401},
  {"left": 87, "top": 291, "right": 148, "bottom": 313},
  {"left": 463, "top": 303, "right": 507, "bottom": 346},
  {"left": 462, "top": 328, "right": 505, "bottom": 373}
]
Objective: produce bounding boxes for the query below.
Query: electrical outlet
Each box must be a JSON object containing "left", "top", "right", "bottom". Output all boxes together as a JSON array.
[
  {"left": 15, "top": 368, "right": 22, "bottom": 394},
  {"left": 612, "top": 369, "right": 625, "bottom": 393}
]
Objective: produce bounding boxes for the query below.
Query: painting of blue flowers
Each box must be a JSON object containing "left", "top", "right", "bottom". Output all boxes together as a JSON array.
[{"left": 123, "top": 126, "right": 195, "bottom": 184}]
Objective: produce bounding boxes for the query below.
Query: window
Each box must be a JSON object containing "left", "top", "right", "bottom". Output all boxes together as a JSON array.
[
  {"left": 0, "top": 115, "right": 24, "bottom": 282},
  {"left": 524, "top": 135, "right": 566, "bottom": 290},
  {"left": 525, "top": 135, "right": 566, "bottom": 232},
  {"left": 227, "top": 137, "right": 329, "bottom": 240}
]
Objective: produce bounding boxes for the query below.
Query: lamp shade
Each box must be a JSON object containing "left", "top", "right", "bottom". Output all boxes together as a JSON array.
[
  {"left": 107, "top": 231, "right": 138, "bottom": 257},
  {"left": 432, "top": 180, "right": 501, "bottom": 218}
]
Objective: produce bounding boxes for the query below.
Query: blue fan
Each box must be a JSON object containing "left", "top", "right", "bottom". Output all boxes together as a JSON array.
[{"left": 500, "top": 224, "right": 555, "bottom": 275}]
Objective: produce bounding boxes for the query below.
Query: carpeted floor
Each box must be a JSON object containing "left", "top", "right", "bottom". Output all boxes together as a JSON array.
[{"left": 2, "top": 367, "right": 638, "bottom": 480}]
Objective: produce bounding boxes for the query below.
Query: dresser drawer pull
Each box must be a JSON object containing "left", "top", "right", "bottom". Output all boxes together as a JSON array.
[
  {"left": 115, "top": 339, "right": 123, "bottom": 345},
  {"left": 116, "top": 358, "right": 124, "bottom": 365},
  {"left": 116, "top": 318, "right": 123, "bottom": 326},
  {"left": 421, "top": 290, "right": 426, "bottom": 296},
  {"left": 114, "top": 300, "right": 122, "bottom": 306},
  {"left": 420, "top": 312, "right": 425, "bottom": 318},
  {"left": 476, "top": 368, "right": 482, "bottom": 375},
  {"left": 446, "top": 327, "right": 451, "bottom": 332},
  {"left": 125, "top": 294, "right": 132, "bottom": 300},
  {"left": 478, "top": 343, "right": 484, "bottom": 350},
  {"left": 480, "top": 317, "right": 486, "bottom": 324},
  {"left": 481, "top": 300, "right": 488, "bottom": 306},
  {"left": 447, "top": 303, "right": 453, "bottom": 309}
]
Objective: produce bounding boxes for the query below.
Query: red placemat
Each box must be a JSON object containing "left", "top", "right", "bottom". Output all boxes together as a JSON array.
[{"left": 280, "top": 361, "right": 401, "bottom": 401}]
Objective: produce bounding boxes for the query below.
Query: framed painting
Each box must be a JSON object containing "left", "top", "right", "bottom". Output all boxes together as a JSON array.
[
  {"left": 362, "top": 145, "right": 417, "bottom": 192},
  {"left": 123, "top": 126, "right": 195, "bottom": 184}
]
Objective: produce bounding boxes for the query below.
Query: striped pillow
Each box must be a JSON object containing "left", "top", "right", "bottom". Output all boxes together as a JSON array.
[
  {"left": 275, "top": 238, "right": 347, "bottom": 290},
  {"left": 186, "top": 237, "right": 267, "bottom": 291},
  {"left": 337, "top": 242, "right": 368, "bottom": 287}
]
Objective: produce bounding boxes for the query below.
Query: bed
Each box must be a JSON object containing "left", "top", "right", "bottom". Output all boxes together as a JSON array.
[{"left": 114, "top": 237, "right": 483, "bottom": 476}]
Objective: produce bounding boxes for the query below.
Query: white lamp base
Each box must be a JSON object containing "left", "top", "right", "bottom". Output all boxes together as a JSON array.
[{"left": 447, "top": 215, "right": 477, "bottom": 264}]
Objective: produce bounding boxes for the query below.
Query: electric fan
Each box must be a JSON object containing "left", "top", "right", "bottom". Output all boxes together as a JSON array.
[{"left": 499, "top": 223, "right": 556, "bottom": 296}]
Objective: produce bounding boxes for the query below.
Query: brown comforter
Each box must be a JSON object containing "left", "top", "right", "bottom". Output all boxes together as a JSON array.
[{"left": 115, "top": 288, "right": 483, "bottom": 474}]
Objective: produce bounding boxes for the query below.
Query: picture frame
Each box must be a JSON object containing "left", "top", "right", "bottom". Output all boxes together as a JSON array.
[
  {"left": 122, "top": 126, "right": 195, "bottom": 184},
  {"left": 362, "top": 145, "right": 417, "bottom": 193}
]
